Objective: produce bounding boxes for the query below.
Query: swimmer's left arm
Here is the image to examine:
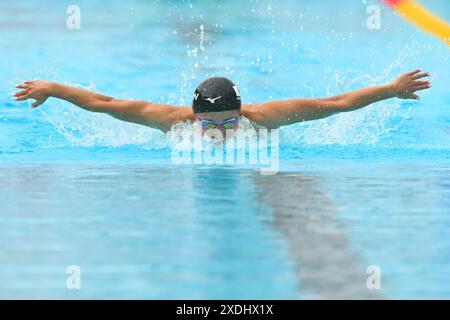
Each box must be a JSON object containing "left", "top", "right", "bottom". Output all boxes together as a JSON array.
[{"left": 246, "top": 69, "right": 431, "bottom": 129}]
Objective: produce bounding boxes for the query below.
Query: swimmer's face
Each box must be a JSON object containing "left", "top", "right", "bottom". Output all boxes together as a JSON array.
[{"left": 195, "top": 110, "right": 240, "bottom": 140}]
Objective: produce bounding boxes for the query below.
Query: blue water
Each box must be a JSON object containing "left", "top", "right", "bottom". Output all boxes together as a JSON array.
[{"left": 1, "top": 0, "right": 449, "bottom": 299}]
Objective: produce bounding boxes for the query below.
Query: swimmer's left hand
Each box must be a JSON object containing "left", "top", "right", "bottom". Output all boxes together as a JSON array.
[{"left": 391, "top": 69, "right": 431, "bottom": 100}]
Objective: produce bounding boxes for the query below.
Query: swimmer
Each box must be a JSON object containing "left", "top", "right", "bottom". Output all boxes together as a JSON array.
[{"left": 14, "top": 70, "right": 431, "bottom": 136}]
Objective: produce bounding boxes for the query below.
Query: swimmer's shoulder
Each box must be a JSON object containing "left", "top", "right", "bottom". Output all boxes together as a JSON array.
[
  {"left": 139, "top": 103, "right": 193, "bottom": 132},
  {"left": 163, "top": 106, "right": 194, "bottom": 131},
  {"left": 240, "top": 105, "right": 267, "bottom": 130},
  {"left": 241, "top": 103, "right": 264, "bottom": 126},
  {"left": 165, "top": 106, "right": 195, "bottom": 131},
  {"left": 174, "top": 106, "right": 195, "bottom": 122}
]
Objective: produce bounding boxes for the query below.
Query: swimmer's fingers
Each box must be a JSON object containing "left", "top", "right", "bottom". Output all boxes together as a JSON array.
[
  {"left": 413, "top": 80, "right": 430, "bottom": 86},
  {"left": 402, "top": 91, "right": 421, "bottom": 100},
  {"left": 31, "top": 98, "right": 47, "bottom": 108},
  {"left": 14, "top": 82, "right": 33, "bottom": 99},
  {"left": 413, "top": 84, "right": 431, "bottom": 91},
  {"left": 14, "top": 89, "right": 30, "bottom": 97},
  {"left": 405, "top": 83, "right": 431, "bottom": 100},
  {"left": 406, "top": 69, "right": 421, "bottom": 76},
  {"left": 15, "top": 95, "right": 30, "bottom": 101},
  {"left": 14, "top": 90, "right": 31, "bottom": 101},
  {"left": 411, "top": 72, "right": 430, "bottom": 80}
]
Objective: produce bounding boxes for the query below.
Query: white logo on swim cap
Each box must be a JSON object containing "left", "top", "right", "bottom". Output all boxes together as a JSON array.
[
  {"left": 194, "top": 93, "right": 199, "bottom": 100},
  {"left": 205, "top": 96, "right": 222, "bottom": 103},
  {"left": 232, "top": 85, "right": 241, "bottom": 98}
]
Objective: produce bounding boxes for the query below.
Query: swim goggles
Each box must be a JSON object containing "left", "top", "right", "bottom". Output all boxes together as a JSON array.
[{"left": 195, "top": 116, "right": 239, "bottom": 130}]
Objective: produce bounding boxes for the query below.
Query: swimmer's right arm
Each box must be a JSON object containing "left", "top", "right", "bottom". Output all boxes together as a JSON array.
[{"left": 14, "top": 80, "right": 192, "bottom": 132}]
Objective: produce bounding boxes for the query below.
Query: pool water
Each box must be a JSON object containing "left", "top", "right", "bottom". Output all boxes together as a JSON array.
[{"left": 1, "top": 0, "right": 449, "bottom": 299}]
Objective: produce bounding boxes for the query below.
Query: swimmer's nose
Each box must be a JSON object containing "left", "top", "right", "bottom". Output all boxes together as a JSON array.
[{"left": 218, "top": 128, "right": 227, "bottom": 138}]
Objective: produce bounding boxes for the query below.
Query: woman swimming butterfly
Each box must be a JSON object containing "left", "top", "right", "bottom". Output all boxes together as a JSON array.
[{"left": 14, "top": 70, "right": 431, "bottom": 137}]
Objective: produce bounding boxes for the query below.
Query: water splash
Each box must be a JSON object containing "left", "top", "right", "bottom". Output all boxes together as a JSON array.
[
  {"left": 281, "top": 101, "right": 409, "bottom": 146},
  {"left": 39, "top": 103, "right": 168, "bottom": 149},
  {"left": 168, "top": 116, "right": 261, "bottom": 151}
]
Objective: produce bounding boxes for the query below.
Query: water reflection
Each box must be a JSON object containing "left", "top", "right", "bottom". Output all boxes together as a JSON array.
[
  {"left": 0, "top": 164, "right": 383, "bottom": 299},
  {"left": 252, "top": 172, "right": 383, "bottom": 299},
  {"left": 188, "top": 166, "right": 383, "bottom": 299}
]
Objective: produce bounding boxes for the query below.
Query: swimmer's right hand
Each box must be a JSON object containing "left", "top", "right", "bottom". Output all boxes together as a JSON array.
[{"left": 14, "top": 80, "right": 53, "bottom": 108}]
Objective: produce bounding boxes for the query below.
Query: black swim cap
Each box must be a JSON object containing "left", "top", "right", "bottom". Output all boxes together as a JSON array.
[{"left": 192, "top": 77, "right": 241, "bottom": 113}]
